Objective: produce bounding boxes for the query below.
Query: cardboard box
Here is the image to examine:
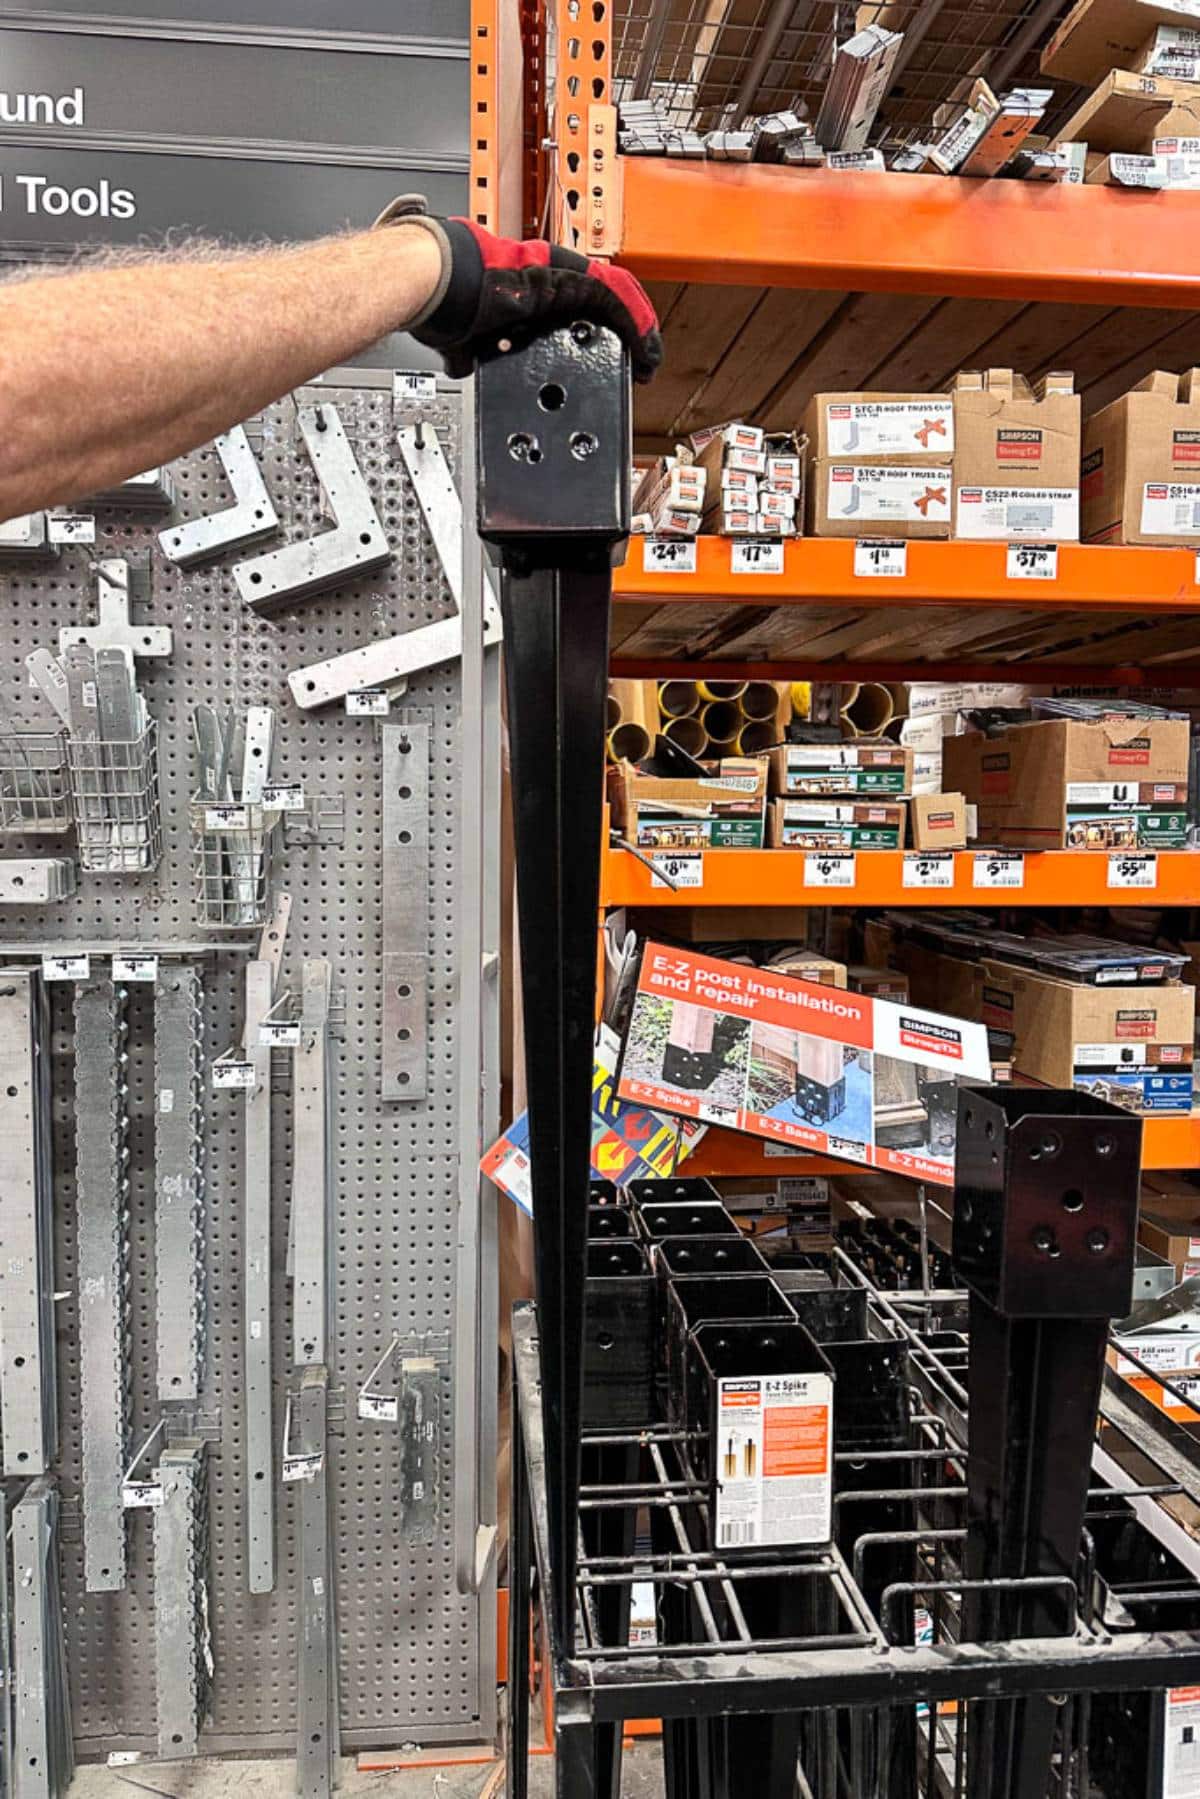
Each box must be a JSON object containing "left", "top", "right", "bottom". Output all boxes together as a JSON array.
[
  {"left": 1138, "top": 22, "right": 1200, "bottom": 73},
  {"left": 768, "top": 798, "right": 907, "bottom": 849},
  {"left": 907, "top": 680, "right": 1036, "bottom": 717},
  {"left": 952, "top": 369, "right": 1081, "bottom": 542},
  {"left": 910, "top": 792, "right": 968, "bottom": 850},
  {"left": 768, "top": 741, "right": 913, "bottom": 797},
  {"left": 1058, "top": 68, "right": 1197, "bottom": 153},
  {"left": 1154, "top": 133, "right": 1200, "bottom": 183},
  {"left": 847, "top": 965, "right": 911, "bottom": 1002},
  {"left": 609, "top": 761, "right": 769, "bottom": 850},
  {"left": 809, "top": 461, "right": 952, "bottom": 537},
  {"left": 980, "top": 958, "right": 1195, "bottom": 1112},
  {"left": 696, "top": 434, "right": 767, "bottom": 485},
  {"left": 1085, "top": 150, "right": 1167, "bottom": 184},
  {"left": 760, "top": 950, "right": 849, "bottom": 987},
  {"left": 1083, "top": 368, "right": 1200, "bottom": 544},
  {"left": 943, "top": 715, "right": 1190, "bottom": 848},
  {"left": 1139, "top": 1203, "right": 1200, "bottom": 1283},
  {"left": 803, "top": 392, "right": 954, "bottom": 462},
  {"left": 1042, "top": 0, "right": 1200, "bottom": 87}
]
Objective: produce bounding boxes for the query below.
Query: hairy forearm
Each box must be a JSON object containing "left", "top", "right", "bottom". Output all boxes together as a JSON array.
[{"left": 0, "top": 224, "right": 441, "bottom": 520}]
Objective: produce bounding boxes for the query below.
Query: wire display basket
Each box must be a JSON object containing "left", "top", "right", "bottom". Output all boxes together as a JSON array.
[
  {"left": 189, "top": 798, "right": 282, "bottom": 930},
  {"left": 66, "top": 722, "right": 163, "bottom": 873},
  {"left": 0, "top": 731, "right": 72, "bottom": 834}
]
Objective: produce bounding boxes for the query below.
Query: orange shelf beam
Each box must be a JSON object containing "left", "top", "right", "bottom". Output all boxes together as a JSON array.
[
  {"left": 604, "top": 848, "right": 1200, "bottom": 909},
  {"left": 688, "top": 1117, "right": 1199, "bottom": 1175},
  {"left": 616, "top": 160, "right": 1200, "bottom": 307},
  {"left": 613, "top": 535, "right": 1200, "bottom": 611}
]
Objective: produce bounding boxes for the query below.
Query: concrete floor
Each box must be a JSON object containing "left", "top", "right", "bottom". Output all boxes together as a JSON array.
[{"left": 71, "top": 1743, "right": 666, "bottom": 1798}]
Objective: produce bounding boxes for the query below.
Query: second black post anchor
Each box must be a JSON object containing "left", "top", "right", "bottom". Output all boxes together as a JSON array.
[{"left": 952, "top": 1086, "right": 1143, "bottom": 1799}]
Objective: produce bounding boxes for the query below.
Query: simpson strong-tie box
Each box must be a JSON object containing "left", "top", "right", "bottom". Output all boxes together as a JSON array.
[
  {"left": 952, "top": 368, "right": 1081, "bottom": 541},
  {"left": 1082, "top": 368, "right": 1200, "bottom": 543}
]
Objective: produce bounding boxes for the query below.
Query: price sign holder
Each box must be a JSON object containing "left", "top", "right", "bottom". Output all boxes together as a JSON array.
[
  {"left": 854, "top": 539, "right": 907, "bottom": 578},
  {"left": 644, "top": 536, "right": 698, "bottom": 574},
  {"left": 731, "top": 539, "right": 785, "bottom": 575}
]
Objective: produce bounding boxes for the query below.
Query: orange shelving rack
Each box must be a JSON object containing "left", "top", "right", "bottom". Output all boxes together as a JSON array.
[{"left": 473, "top": 0, "right": 1200, "bottom": 1181}]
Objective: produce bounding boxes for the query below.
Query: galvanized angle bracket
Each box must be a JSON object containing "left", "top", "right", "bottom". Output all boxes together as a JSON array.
[
  {"left": 158, "top": 425, "right": 279, "bottom": 568},
  {"left": 233, "top": 404, "right": 390, "bottom": 610},
  {"left": 286, "top": 423, "right": 501, "bottom": 710}
]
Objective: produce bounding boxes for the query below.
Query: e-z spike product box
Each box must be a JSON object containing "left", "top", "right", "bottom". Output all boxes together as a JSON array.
[
  {"left": 980, "top": 959, "right": 1195, "bottom": 1114},
  {"left": 803, "top": 392, "right": 954, "bottom": 462},
  {"left": 951, "top": 368, "right": 1081, "bottom": 541},
  {"left": 808, "top": 462, "right": 952, "bottom": 537},
  {"left": 768, "top": 741, "right": 913, "bottom": 797},
  {"left": 942, "top": 715, "right": 1190, "bottom": 848},
  {"left": 1082, "top": 369, "right": 1200, "bottom": 544},
  {"left": 617, "top": 941, "right": 992, "bottom": 1185}
]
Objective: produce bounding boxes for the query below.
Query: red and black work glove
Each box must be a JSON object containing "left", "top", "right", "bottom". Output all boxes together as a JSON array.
[{"left": 377, "top": 195, "right": 662, "bottom": 384}]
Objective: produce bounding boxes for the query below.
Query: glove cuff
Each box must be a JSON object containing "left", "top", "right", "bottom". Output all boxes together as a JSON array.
[{"left": 373, "top": 194, "right": 455, "bottom": 328}]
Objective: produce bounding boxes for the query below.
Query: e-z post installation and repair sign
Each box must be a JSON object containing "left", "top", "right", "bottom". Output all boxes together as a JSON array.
[{"left": 616, "top": 942, "right": 991, "bottom": 1185}]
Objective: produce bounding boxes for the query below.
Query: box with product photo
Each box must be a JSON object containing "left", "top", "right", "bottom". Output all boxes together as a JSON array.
[
  {"left": 608, "top": 759, "right": 769, "bottom": 851},
  {"left": 616, "top": 941, "right": 992, "bottom": 1185},
  {"left": 910, "top": 792, "right": 968, "bottom": 849},
  {"left": 768, "top": 741, "right": 913, "bottom": 797},
  {"left": 1082, "top": 369, "right": 1200, "bottom": 544},
  {"left": 980, "top": 958, "right": 1196, "bottom": 1114},
  {"left": 803, "top": 392, "right": 954, "bottom": 462},
  {"left": 809, "top": 462, "right": 952, "bottom": 537},
  {"left": 689, "top": 1321, "right": 834, "bottom": 1553},
  {"left": 942, "top": 714, "right": 1190, "bottom": 848},
  {"left": 767, "top": 798, "right": 907, "bottom": 849},
  {"left": 952, "top": 368, "right": 1081, "bottom": 541}
]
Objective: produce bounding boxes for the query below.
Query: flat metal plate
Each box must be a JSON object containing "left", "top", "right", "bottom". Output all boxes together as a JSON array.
[
  {"left": 0, "top": 381, "right": 487, "bottom": 1754},
  {"left": 381, "top": 716, "right": 430, "bottom": 1102}
]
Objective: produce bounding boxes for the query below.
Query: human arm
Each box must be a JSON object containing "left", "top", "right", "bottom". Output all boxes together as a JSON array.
[
  {"left": 0, "top": 206, "right": 661, "bottom": 523},
  {"left": 0, "top": 226, "right": 443, "bottom": 522}
]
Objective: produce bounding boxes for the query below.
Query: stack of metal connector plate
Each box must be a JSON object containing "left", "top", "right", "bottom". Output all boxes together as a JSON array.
[{"left": 4, "top": 1478, "right": 74, "bottom": 1799}]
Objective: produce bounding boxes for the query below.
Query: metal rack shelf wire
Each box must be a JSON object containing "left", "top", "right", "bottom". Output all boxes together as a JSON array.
[{"left": 508, "top": 1250, "right": 1200, "bottom": 1797}]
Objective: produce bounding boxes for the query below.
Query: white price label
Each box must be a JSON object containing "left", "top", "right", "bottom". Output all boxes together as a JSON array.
[
  {"left": 259, "top": 1021, "right": 301, "bottom": 1048},
  {"left": 358, "top": 1393, "right": 400, "bottom": 1423},
  {"left": 650, "top": 853, "right": 703, "bottom": 889},
  {"left": 205, "top": 805, "right": 249, "bottom": 830},
  {"left": 213, "top": 1060, "right": 256, "bottom": 1090},
  {"left": 854, "top": 539, "right": 908, "bottom": 578},
  {"left": 261, "top": 782, "right": 305, "bottom": 812},
  {"left": 902, "top": 852, "right": 955, "bottom": 888},
  {"left": 1108, "top": 852, "right": 1158, "bottom": 889},
  {"left": 1006, "top": 543, "right": 1058, "bottom": 580},
  {"left": 973, "top": 853, "right": 1025, "bottom": 889},
  {"left": 396, "top": 371, "right": 437, "bottom": 398},
  {"left": 1195, "top": 549, "right": 1200, "bottom": 586},
  {"left": 804, "top": 853, "right": 857, "bottom": 888},
  {"left": 644, "top": 536, "right": 698, "bottom": 574},
  {"left": 121, "top": 1481, "right": 164, "bottom": 1510},
  {"left": 282, "top": 1453, "right": 324, "bottom": 1484},
  {"left": 113, "top": 953, "right": 158, "bottom": 983},
  {"left": 42, "top": 954, "right": 89, "bottom": 981},
  {"left": 731, "top": 539, "right": 785, "bottom": 575},
  {"left": 346, "top": 689, "right": 390, "bottom": 716},
  {"left": 47, "top": 511, "right": 96, "bottom": 545}
]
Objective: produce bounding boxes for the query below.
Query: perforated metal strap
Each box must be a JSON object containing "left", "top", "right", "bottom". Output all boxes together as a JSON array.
[
  {"left": 243, "top": 959, "right": 276, "bottom": 1594},
  {"left": 292, "top": 960, "right": 333, "bottom": 1367},
  {"left": 154, "top": 965, "right": 206, "bottom": 1402},
  {"left": 11, "top": 1479, "right": 55, "bottom": 1799},
  {"left": 153, "top": 1441, "right": 210, "bottom": 1760},
  {"left": 296, "top": 1366, "right": 337, "bottom": 1799},
  {"left": 0, "top": 972, "right": 55, "bottom": 1476},
  {"left": 381, "top": 716, "right": 430, "bottom": 1102},
  {"left": 74, "top": 979, "right": 131, "bottom": 1592}
]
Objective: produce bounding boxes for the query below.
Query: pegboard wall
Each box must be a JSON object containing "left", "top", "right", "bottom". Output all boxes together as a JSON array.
[{"left": 0, "top": 376, "right": 494, "bottom": 1755}]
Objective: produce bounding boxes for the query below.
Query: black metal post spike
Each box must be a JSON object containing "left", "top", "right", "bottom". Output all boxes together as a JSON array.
[{"left": 476, "top": 321, "right": 631, "bottom": 1647}]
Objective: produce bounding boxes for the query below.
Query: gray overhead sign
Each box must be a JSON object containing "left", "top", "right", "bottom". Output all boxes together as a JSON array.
[
  {"left": 0, "top": 27, "right": 468, "bottom": 165},
  {"left": 0, "top": 144, "right": 462, "bottom": 243},
  {"left": 0, "top": 2, "right": 468, "bottom": 34}
]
